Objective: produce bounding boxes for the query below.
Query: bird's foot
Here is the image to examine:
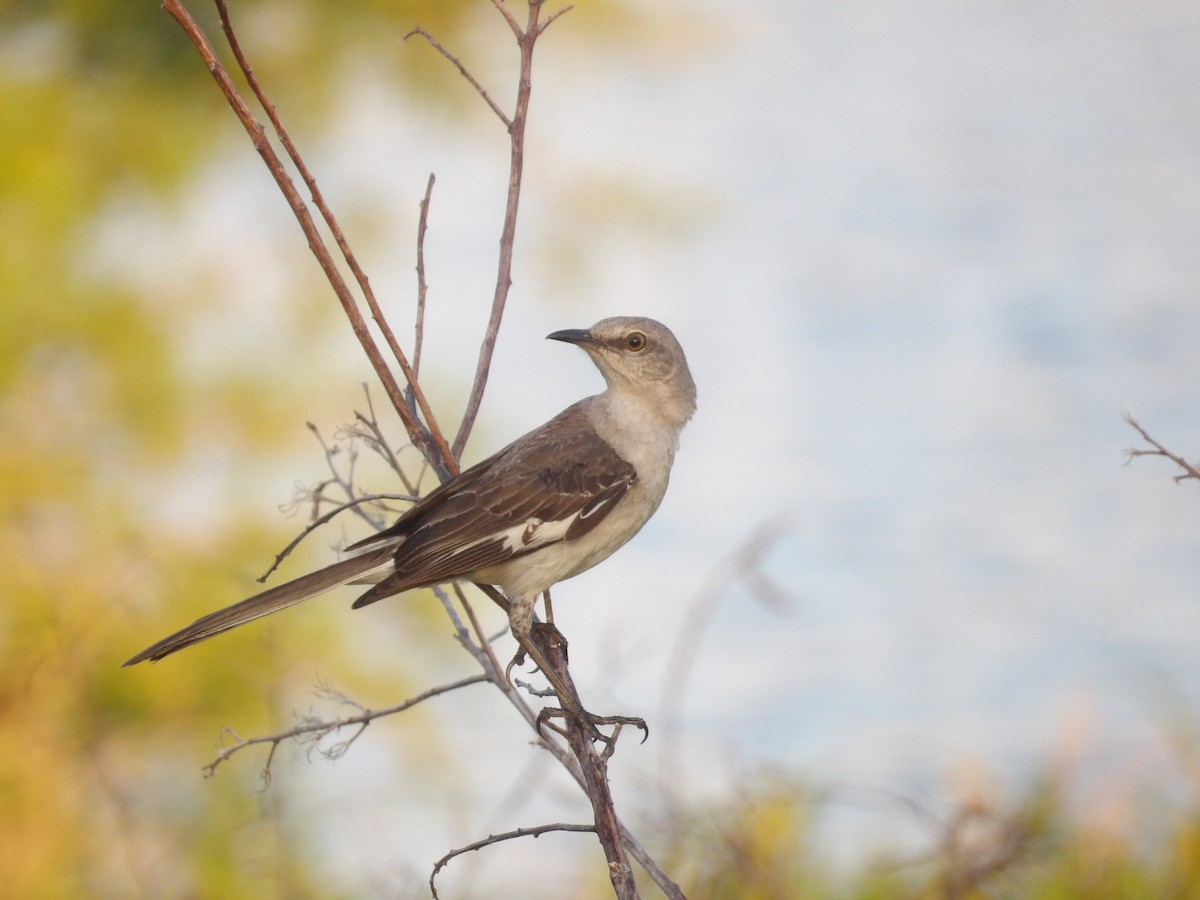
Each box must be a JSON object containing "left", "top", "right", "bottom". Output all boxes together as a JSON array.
[
  {"left": 535, "top": 705, "right": 649, "bottom": 750},
  {"left": 503, "top": 640, "right": 647, "bottom": 749}
]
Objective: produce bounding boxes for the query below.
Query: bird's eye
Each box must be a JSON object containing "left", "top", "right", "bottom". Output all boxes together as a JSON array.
[{"left": 625, "top": 332, "right": 647, "bottom": 351}]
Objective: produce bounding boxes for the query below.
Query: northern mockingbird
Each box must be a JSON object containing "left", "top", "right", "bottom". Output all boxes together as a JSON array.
[{"left": 124, "top": 316, "right": 696, "bottom": 671}]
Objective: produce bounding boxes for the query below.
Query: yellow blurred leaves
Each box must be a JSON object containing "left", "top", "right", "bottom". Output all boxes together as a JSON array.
[{"left": 0, "top": 2, "right": 479, "bottom": 893}]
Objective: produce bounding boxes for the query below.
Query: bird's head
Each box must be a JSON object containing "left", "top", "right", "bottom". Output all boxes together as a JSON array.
[{"left": 548, "top": 316, "right": 697, "bottom": 430}]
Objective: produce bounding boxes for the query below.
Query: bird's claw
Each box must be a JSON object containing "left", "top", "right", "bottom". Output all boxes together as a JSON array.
[
  {"left": 535, "top": 706, "right": 649, "bottom": 748},
  {"left": 505, "top": 636, "right": 646, "bottom": 751},
  {"left": 504, "top": 649, "right": 526, "bottom": 687}
]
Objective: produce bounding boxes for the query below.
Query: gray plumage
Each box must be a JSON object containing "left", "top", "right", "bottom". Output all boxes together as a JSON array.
[{"left": 123, "top": 316, "right": 696, "bottom": 666}]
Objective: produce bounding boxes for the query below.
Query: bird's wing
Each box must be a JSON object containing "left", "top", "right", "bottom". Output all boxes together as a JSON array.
[{"left": 351, "top": 402, "right": 636, "bottom": 608}]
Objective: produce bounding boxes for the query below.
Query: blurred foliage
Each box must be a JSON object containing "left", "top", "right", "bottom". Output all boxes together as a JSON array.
[
  {"left": 654, "top": 754, "right": 1200, "bottom": 900},
  {"left": 0, "top": 0, "right": 478, "bottom": 895}
]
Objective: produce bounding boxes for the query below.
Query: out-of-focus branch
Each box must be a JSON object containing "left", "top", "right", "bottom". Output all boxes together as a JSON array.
[
  {"left": 429, "top": 823, "right": 597, "bottom": 899},
  {"left": 1124, "top": 414, "right": 1200, "bottom": 483},
  {"left": 258, "top": 491, "right": 415, "bottom": 583},
  {"left": 202, "top": 675, "right": 488, "bottom": 781},
  {"left": 413, "top": 173, "right": 436, "bottom": 379},
  {"left": 656, "top": 517, "right": 794, "bottom": 799}
]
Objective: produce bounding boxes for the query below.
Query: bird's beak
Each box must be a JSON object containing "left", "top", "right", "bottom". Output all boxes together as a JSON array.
[{"left": 546, "top": 328, "right": 598, "bottom": 347}]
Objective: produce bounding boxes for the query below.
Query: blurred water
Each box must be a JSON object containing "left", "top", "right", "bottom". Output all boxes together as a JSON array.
[{"left": 506, "top": 0, "right": 1200, "bottom": 822}]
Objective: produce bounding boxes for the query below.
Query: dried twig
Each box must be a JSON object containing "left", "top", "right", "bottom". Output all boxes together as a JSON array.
[
  {"left": 202, "top": 675, "right": 488, "bottom": 780},
  {"left": 430, "top": 823, "right": 596, "bottom": 899},
  {"left": 657, "top": 517, "right": 793, "bottom": 797},
  {"left": 298, "top": 419, "right": 400, "bottom": 533},
  {"left": 404, "top": 29, "right": 511, "bottom": 126},
  {"left": 413, "top": 173, "right": 436, "bottom": 379},
  {"left": 258, "top": 491, "right": 416, "bottom": 583},
  {"left": 1124, "top": 413, "right": 1200, "bottom": 483},
  {"left": 352, "top": 385, "right": 420, "bottom": 494}
]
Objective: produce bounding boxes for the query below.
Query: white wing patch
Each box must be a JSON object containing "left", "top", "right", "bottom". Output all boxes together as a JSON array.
[
  {"left": 579, "top": 491, "right": 621, "bottom": 521},
  {"left": 445, "top": 515, "right": 576, "bottom": 562},
  {"left": 506, "top": 516, "right": 573, "bottom": 552}
]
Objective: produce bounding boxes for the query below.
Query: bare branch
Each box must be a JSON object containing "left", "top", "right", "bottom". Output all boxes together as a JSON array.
[
  {"left": 529, "top": 625, "right": 641, "bottom": 898},
  {"left": 1124, "top": 413, "right": 1200, "bottom": 483},
  {"left": 413, "top": 173, "right": 436, "bottom": 379},
  {"left": 430, "top": 823, "right": 596, "bottom": 899},
  {"left": 487, "top": 0, "right": 523, "bottom": 39},
  {"left": 257, "top": 492, "right": 416, "bottom": 583},
  {"left": 657, "top": 517, "right": 794, "bottom": 797},
  {"left": 536, "top": 3, "right": 575, "bottom": 36},
  {"left": 452, "top": 1, "right": 567, "bottom": 458},
  {"left": 202, "top": 674, "right": 488, "bottom": 780},
  {"left": 160, "top": 0, "right": 454, "bottom": 480},
  {"left": 352, "top": 385, "right": 420, "bottom": 493},
  {"left": 403, "top": 29, "right": 511, "bottom": 127}
]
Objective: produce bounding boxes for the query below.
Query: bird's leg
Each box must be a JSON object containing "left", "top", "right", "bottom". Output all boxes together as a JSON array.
[
  {"left": 525, "top": 621, "right": 648, "bottom": 747},
  {"left": 502, "top": 592, "right": 536, "bottom": 672},
  {"left": 502, "top": 591, "right": 562, "bottom": 690},
  {"left": 503, "top": 597, "right": 646, "bottom": 746}
]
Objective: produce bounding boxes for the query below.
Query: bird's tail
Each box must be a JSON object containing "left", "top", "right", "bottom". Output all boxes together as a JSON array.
[{"left": 122, "top": 544, "right": 396, "bottom": 666}]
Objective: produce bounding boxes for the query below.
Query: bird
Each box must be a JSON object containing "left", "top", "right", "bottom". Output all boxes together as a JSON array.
[{"left": 123, "top": 316, "right": 697, "bottom": 668}]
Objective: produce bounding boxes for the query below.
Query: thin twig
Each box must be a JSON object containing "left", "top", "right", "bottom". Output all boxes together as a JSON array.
[
  {"left": 303, "top": 421, "right": 393, "bottom": 531},
  {"left": 657, "top": 516, "right": 793, "bottom": 800},
  {"left": 1124, "top": 413, "right": 1200, "bottom": 483},
  {"left": 404, "top": 29, "right": 511, "bottom": 127},
  {"left": 202, "top": 674, "right": 488, "bottom": 780},
  {"left": 429, "top": 823, "right": 596, "bottom": 899},
  {"left": 451, "top": 583, "right": 506, "bottom": 684},
  {"left": 257, "top": 492, "right": 416, "bottom": 583},
  {"left": 353, "top": 385, "right": 419, "bottom": 493},
  {"left": 536, "top": 3, "right": 575, "bottom": 35},
  {"left": 413, "top": 173, "right": 436, "bottom": 378},
  {"left": 488, "top": 0, "right": 523, "bottom": 38}
]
